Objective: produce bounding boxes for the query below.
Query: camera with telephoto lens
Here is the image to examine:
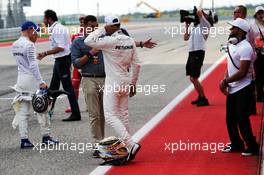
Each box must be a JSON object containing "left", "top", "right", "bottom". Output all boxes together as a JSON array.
[
  {"left": 180, "top": 6, "right": 199, "bottom": 24},
  {"left": 180, "top": 6, "right": 218, "bottom": 26}
]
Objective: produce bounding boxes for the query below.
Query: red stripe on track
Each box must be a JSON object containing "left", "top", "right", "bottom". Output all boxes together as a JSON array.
[{"left": 107, "top": 61, "right": 262, "bottom": 175}]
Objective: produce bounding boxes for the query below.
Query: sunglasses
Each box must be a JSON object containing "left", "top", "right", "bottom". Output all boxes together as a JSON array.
[{"left": 257, "top": 10, "right": 264, "bottom": 15}]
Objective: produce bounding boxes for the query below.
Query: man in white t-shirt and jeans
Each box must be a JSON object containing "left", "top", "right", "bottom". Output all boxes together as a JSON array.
[{"left": 220, "top": 18, "right": 259, "bottom": 156}]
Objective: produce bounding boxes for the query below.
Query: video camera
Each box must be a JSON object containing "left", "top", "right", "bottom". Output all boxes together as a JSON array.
[
  {"left": 180, "top": 6, "right": 218, "bottom": 26},
  {"left": 180, "top": 6, "right": 199, "bottom": 24}
]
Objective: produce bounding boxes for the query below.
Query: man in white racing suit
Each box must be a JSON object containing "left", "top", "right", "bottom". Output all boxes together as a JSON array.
[
  {"left": 84, "top": 16, "right": 141, "bottom": 161},
  {"left": 11, "top": 21, "right": 58, "bottom": 149}
]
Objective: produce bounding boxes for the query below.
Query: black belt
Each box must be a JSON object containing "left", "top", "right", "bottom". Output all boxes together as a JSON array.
[
  {"left": 55, "top": 54, "right": 71, "bottom": 60},
  {"left": 82, "top": 74, "right": 105, "bottom": 78}
]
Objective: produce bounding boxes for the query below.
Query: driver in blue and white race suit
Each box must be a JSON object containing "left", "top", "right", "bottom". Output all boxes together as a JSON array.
[
  {"left": 11, "top": 21, "right": 58, "bottom": 149},
  {"left": 85, "top": 16, "right": 141, "bottom": 162}
]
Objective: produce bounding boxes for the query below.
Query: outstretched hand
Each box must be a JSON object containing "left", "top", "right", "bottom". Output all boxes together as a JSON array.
[
  {"left": 143, "top": 38, "right": 157, "bottom": 49},
  {"left": 37, "top": 52, "right": 46, "bottom": 60},
  {"left": 197, "top": 9, "right": 204, "bottom": 18}
]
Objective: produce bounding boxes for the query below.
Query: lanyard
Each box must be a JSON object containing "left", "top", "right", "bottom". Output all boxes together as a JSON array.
[
  {"left": 256, "top": 23, "right": 264, "bottom": 40},
  {"left": 227, "top": 45, "right": 239, "bottom": 70}
]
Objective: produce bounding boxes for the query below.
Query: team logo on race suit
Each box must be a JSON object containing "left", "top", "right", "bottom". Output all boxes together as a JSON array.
[
  {"left": 13, "top": 53, "right": 24, "bottom": 56},
  {"left": 115, "top": 45, "right": 134, "bottom": 50}
]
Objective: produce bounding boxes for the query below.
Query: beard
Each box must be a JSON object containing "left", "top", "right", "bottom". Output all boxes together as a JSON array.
[
  {"left": 228, "top": 33, "right": 239, "bottom": 45},
  {"left": 228, "top": 33, "right": 237, "bottom": 40},
  {"left": 259, "top": 17, "right": 264, "bottom": 24}
]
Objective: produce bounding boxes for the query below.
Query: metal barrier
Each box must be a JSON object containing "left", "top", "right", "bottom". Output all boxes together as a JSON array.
[{"left": 0, "top": 27, "right": 21, "bottom": 42}]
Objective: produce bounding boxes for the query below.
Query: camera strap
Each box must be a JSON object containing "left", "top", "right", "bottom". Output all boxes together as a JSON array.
[
  {"left": 227, "top": 45, "right": 239, "bottom": 70},
  {"left": 227, "top": 44, "right": 255, "bottom": 81},
  {"left": 256, "top": 23, "right": 264, "bottom": 40}
]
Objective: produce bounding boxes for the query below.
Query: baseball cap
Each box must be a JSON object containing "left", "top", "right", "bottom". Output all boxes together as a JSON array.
[
  {"left": 21, "top": 21, "right": 40, "bottom": 32},
  {"left": 255, "top": 6, "right": 264, "bottom": 14},
  {"left": 228, "top": 18, "right": 250, "bottom": 33},
  {"left": 104, "top": 15, "right": 120, "bottom": 26}
]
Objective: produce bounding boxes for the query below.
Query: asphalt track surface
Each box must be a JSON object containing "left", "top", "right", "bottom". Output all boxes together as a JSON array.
[{"left": 0, "top": 21, "right": 229, "bottom": 175}]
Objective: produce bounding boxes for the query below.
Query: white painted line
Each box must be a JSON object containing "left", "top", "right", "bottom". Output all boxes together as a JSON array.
[
  {"left": 0, "top": 97, "right": 13, "bottom": 100},
  {"left": 89, "top": 55, "right": 226, "bottom": 175},
  {"left": 0, "top": 94, "right": 68, "bottom": 101}
]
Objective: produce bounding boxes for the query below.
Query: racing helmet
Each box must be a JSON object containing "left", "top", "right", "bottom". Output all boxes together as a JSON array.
[
  {"left": 32, "top": 89, "right": 50, "bottom": 113},
  {"left": 32, "top": 89, "right": 69, "bottom": 113},
  {"left": 98, "top": 136, "right": 129, "bottom": 165}
]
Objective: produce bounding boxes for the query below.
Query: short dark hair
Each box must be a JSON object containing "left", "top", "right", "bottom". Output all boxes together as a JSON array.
[
  {"left": 44, "top": 9, "right": 58, "bottom": 22},
  {"left": 83, "top": 15, "right": 97, "bottom": 25},
  {"left": 237, "top": 5, "right": 247, "bottom": 17}
]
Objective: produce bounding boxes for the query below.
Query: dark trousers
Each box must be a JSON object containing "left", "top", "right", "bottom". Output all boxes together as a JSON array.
[
  {"left": 254, "top": 54, "right": 264, "bottom": 99},
  {"left": 49, "top": 54, "right": 81, "bottom": 117},
  {"left": 226, "top": 85, "right": 257, "bottom": 148}
]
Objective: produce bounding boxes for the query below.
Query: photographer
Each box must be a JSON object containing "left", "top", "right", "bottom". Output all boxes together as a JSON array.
[{"left": 184, "top": 9, "right": 211, "bottom": 106}]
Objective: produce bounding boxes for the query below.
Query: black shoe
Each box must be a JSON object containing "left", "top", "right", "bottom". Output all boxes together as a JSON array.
[
  {"left": 92, "top": 150, "right": 101, "bottom": 158},
  {"left": 222, "top": 144, "right": 244, "bottom": 153},
  {"left": 21, "top": 139, "right": 34, "bottom": 149},
  {"left": 62, "top": 114, "right": 81, "bottom": 122},
  {"left": 196, "top": 97, "right": 209, "bottom": 107},
  {"left": 127, "top": 143, "right": 141, "bottom": 161},
  {"left": 191, "top": 97, "right": 200, "bottom": 105},
  {"left": 42, "top": 136, "right": 59, "bottom": 145},
  {"left": 241, "top": 146, "right": 259, "bottom": 156}
]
